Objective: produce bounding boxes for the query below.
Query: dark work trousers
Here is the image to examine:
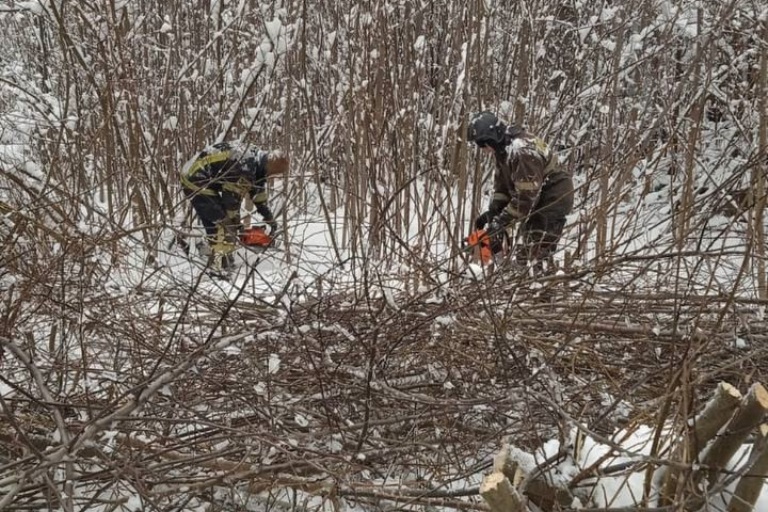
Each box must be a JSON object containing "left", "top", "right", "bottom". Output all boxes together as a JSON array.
[
  {"left": 517, "top": 171, "right": 574, "bottom": 269},
  {"left": 183, "top": 188, "right": 241, "bottom": 237}
]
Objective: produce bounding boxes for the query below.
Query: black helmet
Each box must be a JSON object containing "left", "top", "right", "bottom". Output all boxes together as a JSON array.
[
  {"left": 240, "top": 148, "right": 266, "bottom": 180},
  {"left": 467, "top": 111, "right": 507, "bottom": 148}
]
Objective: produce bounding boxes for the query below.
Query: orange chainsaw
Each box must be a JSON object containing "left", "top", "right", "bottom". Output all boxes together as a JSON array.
[
  {"left": 464, "top": 229, "right": 494, "bottom": 265},
  {"left": 240, "top": 225, "right": 274, "bottom": 248}
]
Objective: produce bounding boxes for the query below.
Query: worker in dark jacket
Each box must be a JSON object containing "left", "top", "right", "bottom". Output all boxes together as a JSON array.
[
  {"left": 180, "top": 141, "right": 288, "bottom": 271},
  {"left": 467, "top": 111, "right": 573, "bottom": 274}
]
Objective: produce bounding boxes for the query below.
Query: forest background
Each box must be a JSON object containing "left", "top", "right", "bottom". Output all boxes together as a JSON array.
[{"left": 2, "top": 0, "right": 768, "bottom": 510}]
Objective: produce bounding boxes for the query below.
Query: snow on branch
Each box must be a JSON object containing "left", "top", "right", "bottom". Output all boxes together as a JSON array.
[{"left": 481, "top": 382, "right": 768, "bottom": 512}]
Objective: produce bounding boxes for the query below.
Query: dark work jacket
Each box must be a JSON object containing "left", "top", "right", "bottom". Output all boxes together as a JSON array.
[
  {"left": 180, "top": 142, "right": 271, "bottom": 216},
  {"left": 489, "top": 131, "right": 573, "bottom": 222}
]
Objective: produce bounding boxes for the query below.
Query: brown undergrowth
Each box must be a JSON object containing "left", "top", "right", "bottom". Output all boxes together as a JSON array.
[{"left": 3, "top": 258, "right": 767, "bottom": 510}]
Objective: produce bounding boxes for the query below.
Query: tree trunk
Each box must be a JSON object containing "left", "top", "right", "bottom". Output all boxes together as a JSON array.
[
  {"left": 659, "top": 381, "right": 742, "bottom": 505},
  {"left": 480, "top": 472, "right": 525, "bottom": 512},
  {"left": 753, "top": 18, "right": 768, "bottom": 299},
  {"left": 728, "top": 424, "right": 768, "bottom": 512},
  {"left": 700, "top": 383, "right": 768, "bottom": 491}
]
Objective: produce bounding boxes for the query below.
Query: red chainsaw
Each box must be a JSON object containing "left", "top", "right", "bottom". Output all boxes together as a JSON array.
[{"left": 239, "top": 224, "right": 275, "bottom": 248}]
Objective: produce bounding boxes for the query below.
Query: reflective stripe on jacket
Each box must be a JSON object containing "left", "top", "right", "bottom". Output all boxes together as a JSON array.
[
  {"left": 180, "top": 143, "right": 268, "bottom": 205},
  {"left": 180, "top": 149, "right": 233, "bottom": 195}
]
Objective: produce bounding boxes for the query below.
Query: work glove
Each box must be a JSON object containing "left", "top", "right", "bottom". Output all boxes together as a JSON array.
[
  {"left": 475, "top": 211, "right": 493, "bottom": 230},
  {"left": 486, "top": 214, "right": 513, "bottom": 254},
  {"left": 496, "top": 211, "right": 514, "bottom": 227}
]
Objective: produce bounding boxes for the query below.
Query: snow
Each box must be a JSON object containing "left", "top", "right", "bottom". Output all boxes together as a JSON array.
[
  {"left": 263, "top": 18, "right": 288, "bottom": 57},
  {"left": 433, "top": 314, "right": 455, "bottom": 327},
  {"left": 733, "top": 336, "right": 749, "bottom": 349},
  {"left": 16, "top": 1, "right": 44, "bottom": 15},
  {"left": 294, "top": 413, "right": 310, "bottom": 427},
  {"left": 414, "top": 35, "right": 426, "bottom": 52},
  {"left": 565, "top": 425, "right": 768, "bottom": 510},
  {"left": 268, "top": 353, "right": 281, "bottom": 374},
  {"left": 3, "top": 1, "right": 768, "bottom": 510},
  {"left": 162, "top": 115, "right": 178, "bottom": 129}
]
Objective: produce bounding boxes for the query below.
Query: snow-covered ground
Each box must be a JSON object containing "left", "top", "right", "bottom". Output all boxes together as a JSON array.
[{"left": 3, "top": 1, "right": 768, "bottom": 509}]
